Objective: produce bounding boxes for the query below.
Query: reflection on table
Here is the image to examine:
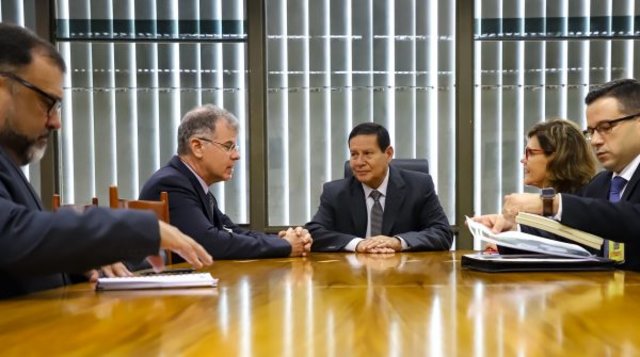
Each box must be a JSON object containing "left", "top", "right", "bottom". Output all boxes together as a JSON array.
[{"left": 1, "top": 251, "right": 639, "bottom": 355}]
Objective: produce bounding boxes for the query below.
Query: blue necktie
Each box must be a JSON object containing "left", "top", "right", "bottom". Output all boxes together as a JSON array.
[
  {"left": 608, "top": 176, "right": 627, "bottom": 203},
  {"left": 604, "top": 176, "right": 628, "bottom": 260}
]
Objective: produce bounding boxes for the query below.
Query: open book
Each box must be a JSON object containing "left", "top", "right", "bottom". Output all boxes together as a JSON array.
[
  {"left": 515, "top": 212, "right": 604, "bottom": 250},
  {"left": 96, "top": 272, "right": 218, "bottom": 291}
]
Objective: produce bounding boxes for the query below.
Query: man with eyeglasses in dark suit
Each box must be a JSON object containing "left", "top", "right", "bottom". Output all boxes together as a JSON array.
[
  {"left": 139, "top": 104, "right": 312, "bottom": 260},
  {"left": 476, "top": 78, "right": 640, "bottom": 270},
  {"left": 0, "top": 23, "right": 212, "bottom": 298}
]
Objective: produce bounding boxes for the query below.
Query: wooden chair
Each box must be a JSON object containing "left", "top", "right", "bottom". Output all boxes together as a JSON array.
[
  {"left": 52, "top": 194, "right": 99, "bottom": 212},
  {"left": 109, "top": 185, "right": 172, "bottom": 264}
]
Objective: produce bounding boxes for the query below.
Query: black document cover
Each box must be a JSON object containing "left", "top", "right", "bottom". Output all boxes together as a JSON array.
[{"left": 461, "top": 253, "right": 617, "bottom": 273}]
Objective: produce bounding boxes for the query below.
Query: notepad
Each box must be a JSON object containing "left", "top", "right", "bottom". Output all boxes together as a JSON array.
[{"left": 95, "top": 273, "right": 218, "bottom": 291}]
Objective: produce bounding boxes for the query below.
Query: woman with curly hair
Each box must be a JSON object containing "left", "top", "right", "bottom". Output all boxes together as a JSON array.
[
  {"left": 483, "top": 118, "right": 598, "bottom": 253},
  {"left": 522, "top": 118, "right": 597, "bottom": 193}
]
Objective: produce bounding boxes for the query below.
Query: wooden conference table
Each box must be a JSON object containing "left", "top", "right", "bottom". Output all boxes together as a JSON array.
[{"left": 1, "top": 251, "right": 640, "bottom": 355}]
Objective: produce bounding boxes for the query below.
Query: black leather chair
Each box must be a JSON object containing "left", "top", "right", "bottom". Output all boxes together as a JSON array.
[{"left": 344, "top": 158, "right": 429, "bottom": 178}]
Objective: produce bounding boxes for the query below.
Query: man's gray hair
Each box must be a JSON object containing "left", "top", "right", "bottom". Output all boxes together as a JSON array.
[{"left": 177, "top": 104, "right": 239, "bottom": 155}]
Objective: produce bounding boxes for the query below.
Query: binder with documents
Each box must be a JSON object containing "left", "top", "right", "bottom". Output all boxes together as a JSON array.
[
  {"left": 464, "top": 217, "right": 616, "bottom": 272},
  {"left": 461, "top": 253, "right": 616, "bottom": 272}
]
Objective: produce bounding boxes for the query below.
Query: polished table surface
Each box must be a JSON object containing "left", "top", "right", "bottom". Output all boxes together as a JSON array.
[{"left": 2, "top": 251, "right": 640, "bottom": 355}]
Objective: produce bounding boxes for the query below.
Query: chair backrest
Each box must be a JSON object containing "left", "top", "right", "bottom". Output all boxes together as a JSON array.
[
  {"left": 52, "top": 194, "right": 99, "bottom": 212},
  {"left": 109, "top": 185, "right": 171, "bottom": 264},
  {"left": 109, "top": 185, "right": 169, "bottom": 223},
  {"left": 343, "top": 158, "right": 429, "bottom": 178}
]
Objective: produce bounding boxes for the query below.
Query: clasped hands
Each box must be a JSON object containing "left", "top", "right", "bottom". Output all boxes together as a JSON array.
[
  {"left": 355, "top": 235, "right": 402, "bottom": 254},
  {"left": 279, "top": 226, "right": 313, "bottom": 257}
]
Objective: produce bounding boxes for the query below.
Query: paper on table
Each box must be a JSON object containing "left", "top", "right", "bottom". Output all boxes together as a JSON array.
[{"left": 96, "top": 273, "right": 218, "bottom": 291}]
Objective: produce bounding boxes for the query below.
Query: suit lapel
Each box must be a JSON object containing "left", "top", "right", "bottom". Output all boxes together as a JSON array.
[
  {"left": 0, "top": 148, "right": 43, "bottom": 210},
  {"left": 622, "top": 165, "right": 640, "bottom": 201},
  {"left": 348, "top": 178, "right": 368, "bottom": 237},
  {"left": 169, "top": 156, "right": 216, "bottom": 224},
  {"left": 589, "top": 171, "right": 612, "bottom": 200},
  {"left": 382, "top": 167, "right": 405, "bottom": 235},
  {"left": 20, "top": 168, "right": 43, "bottom": 210}
]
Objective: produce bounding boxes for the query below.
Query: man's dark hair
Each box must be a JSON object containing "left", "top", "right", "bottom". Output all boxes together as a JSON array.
[
  {"left": 0, "top": 22, "right": 65, "bottom": 72},
  {"left": 348, "top": 122, "right": 391, "bottom": 151},
  {"left": 585, "top": 78, "right": 640, "bottom": 113}
]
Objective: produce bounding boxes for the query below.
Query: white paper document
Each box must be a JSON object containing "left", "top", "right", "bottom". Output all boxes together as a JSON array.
[
  {"left": 96, "top": 273, "right": 218, "bottom": 291},
  {"left": 465, "top": 216, "right": 595, "bottom": 259}
]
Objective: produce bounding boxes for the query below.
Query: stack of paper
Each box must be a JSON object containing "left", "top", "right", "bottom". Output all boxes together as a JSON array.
[{"left": 96, "top": 273, "right": 218, "bottom": 291}]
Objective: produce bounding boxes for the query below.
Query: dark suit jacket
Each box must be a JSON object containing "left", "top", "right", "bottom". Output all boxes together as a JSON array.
[
  {"left": 139, "top": 156, "right": 291, "bottom": 260},
  {"left": 305, "top": 166, "right": 453, "bottom": 251},
  {"left": 562, "top": 167, "right": 640, "bottom": 270},
  {"left": 562, "top": 195, "right": 640, "bottom": 241},
  {"left": 0, "top": 147, "right": 160, "bottom": 299}
]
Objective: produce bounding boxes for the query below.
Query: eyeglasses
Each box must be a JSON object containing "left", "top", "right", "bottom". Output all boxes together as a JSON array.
[
  {"left": 524, "top": 147, "right": 545, "bottom": 160},
  {"left": 197, "top": 137, "right": 240, "bottom": 153},
  {"left": 0, "top": 72, "right": 62, "bottom": 119},
  {"left": 582, "top": 112, "right": 640, "bottom": 140}
]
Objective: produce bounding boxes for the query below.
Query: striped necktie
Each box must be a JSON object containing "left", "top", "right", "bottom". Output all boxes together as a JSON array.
[{"left": 369, "top": 190, "right": 383, "bottom": 236}]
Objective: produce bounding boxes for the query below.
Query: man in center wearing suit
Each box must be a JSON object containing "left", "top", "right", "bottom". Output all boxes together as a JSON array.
[
  {"left": 305, "top": 122, "right": 453, "bottom": 253},
  {"left": 139, "top": 104, "right": 312, "bottom": 260}
]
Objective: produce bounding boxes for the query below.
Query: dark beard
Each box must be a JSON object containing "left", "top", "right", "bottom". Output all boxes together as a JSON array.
[{"left": 0, "top": 126, "right": 47, "bottom": 166}]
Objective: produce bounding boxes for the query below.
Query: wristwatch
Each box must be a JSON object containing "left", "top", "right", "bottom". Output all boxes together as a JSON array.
[{"left": 540, "top": 187, "right": 556, "bottom": 217}]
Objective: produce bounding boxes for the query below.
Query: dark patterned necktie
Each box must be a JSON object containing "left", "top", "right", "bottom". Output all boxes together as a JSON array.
[
  {"left": 207, "top": 192, "right": 216, "bottom": 224},
  {"left": 369, "top": 190, "right": 383, "bottom": 236}
]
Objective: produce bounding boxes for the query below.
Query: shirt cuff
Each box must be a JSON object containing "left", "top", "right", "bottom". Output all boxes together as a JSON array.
[
  {"left": 395, "top": 236, "right": 408, "bottom": 251},
  {"left": 344, "top": 237, "right": 365, "bottom": 252},
  {"left": 554, "top": 194, "right": 563, "bottom": 221}
]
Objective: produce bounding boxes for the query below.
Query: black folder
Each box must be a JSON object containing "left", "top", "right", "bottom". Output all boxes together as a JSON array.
[{"left": 461, "top": 253, "right": 617, "bottom": 273}]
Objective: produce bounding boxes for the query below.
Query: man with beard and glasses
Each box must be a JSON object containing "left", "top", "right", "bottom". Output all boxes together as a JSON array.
[{"left": 0, "top": 23, "right": 212, "bottom": 299}]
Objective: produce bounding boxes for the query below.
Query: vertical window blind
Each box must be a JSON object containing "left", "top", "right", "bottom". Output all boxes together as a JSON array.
[
  {"left": 474, "top": 0, "right": 640, "bottom": 247},
  {"left": 265, "top": 0, "right": 457, "bottom": 226},
  {"left": 5, "top": 0, "right": 640, "bottom": 234},
  {"left": 54, "top": 0, "right": 248, "bottom": 221}
]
